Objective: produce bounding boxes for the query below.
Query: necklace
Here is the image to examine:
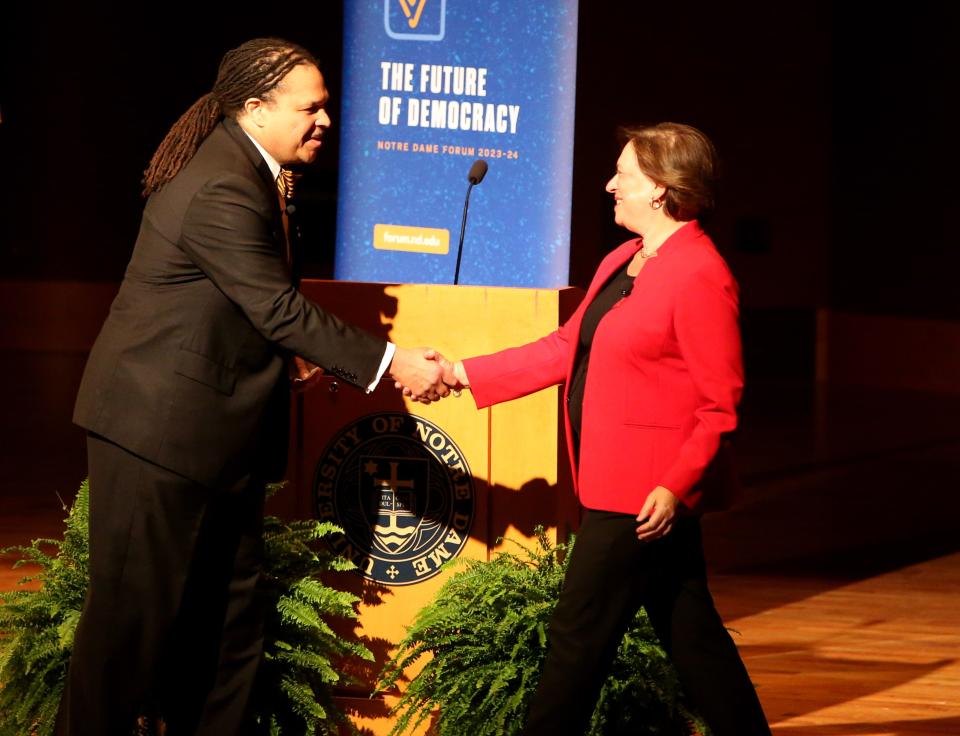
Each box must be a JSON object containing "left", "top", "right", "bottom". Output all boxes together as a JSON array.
[{"left": 638, "top": 243, "right": 659, "bottom": 259}]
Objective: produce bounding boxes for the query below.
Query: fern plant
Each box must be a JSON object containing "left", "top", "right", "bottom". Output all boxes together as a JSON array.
[
  {"left": 254, "top": 508, "right": 373, "bottom": 735},
  {"left": 378, "top": 528, "right": 709, "bottom": 736},
  {"left": 0, "top": 480, "right": 89, "bottom": 736},
  {"left": 0, "top": 480, "right": 371, "bottom": 736}
]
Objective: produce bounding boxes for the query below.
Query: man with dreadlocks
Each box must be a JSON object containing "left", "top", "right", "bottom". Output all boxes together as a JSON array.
[{"left": 57, "top": 38, "right": 447, "bottom": 735}]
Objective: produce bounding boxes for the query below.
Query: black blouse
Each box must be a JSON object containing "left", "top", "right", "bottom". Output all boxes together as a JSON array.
[{"left": 567, "top": 259, "right": 636, "bottom": 445}]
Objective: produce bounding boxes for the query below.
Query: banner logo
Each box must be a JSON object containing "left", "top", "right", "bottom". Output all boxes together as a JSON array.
[
  {"left": 313, "top": 413, "right": 474, "bottom": 585},
  {"left": 373, "top": 223, "right": 450, "bottom": 254},
  {"left": 384, "top": 0, "right": 446, "bottom": 41},
  {"left": 399, "top": 0, "right": 427, "bottom": 28}
]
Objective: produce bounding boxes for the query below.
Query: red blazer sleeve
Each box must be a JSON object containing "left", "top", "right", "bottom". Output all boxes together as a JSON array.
[
  {"left": 659, "top": 263, "right": 743, "bottom": 506},
  {"left": 462, "top": 240, "right": 638, "bottom": 411},
  {"left": 463, "top": 296, "right": 590, "bottom": 409}
]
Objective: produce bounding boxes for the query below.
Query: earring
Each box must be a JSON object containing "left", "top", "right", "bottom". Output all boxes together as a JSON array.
[{"left": 650, "top": 197, "right": 663, "bottom": 210}]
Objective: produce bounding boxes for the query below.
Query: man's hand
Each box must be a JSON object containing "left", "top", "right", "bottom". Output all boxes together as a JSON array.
[
  {"left": 423, "top": 349, "right": 469, "bottom": 390},
  {"left": 394, "top": 349, "right": 469, "bottom": 401},
  {"left": 635, "top": 486, "right": 680, "bottom": 542},
  {"left": 289, "top": 355, "right": 323, "bottom": 393},
  {"left": 390, "top": 346, "right": 450, "bottom": 402}
]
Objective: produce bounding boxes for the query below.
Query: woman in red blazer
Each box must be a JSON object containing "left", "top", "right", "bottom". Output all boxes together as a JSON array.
[{"left": 437, "top": 124, "right": 770, "bottom": 734}]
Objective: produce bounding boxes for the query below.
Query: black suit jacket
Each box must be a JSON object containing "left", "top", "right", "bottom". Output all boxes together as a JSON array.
[{"left": 74, "top": 119, "right": 386, "bottom": 490}]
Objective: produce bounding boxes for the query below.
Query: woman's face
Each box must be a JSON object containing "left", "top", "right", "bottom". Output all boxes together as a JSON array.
[{"left": 605, "top": 144, "right": 663, "bottom": 235}]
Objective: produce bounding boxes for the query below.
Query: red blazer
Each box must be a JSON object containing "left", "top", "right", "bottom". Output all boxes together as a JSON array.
[{"left": 463, "top": 221, "right": 743, "bottom": 515}]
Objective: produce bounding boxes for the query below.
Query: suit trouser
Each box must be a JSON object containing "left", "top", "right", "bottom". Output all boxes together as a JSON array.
[
  {"left": 523, "top": 510, "right": 770, "bottom": 736},
  {"left": 54, "top": 433, "right": 268, "bottom": 736}
]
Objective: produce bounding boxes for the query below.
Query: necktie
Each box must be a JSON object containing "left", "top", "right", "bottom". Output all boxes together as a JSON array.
[
  {"left": 276, "top": 167, "right": 299, "bottom": 201},
  {"left": 275, "top": 169, "right": 297, "bottom": 272},
  {"left": 275, "top": 169, "right": 321, "bottom": 383}
]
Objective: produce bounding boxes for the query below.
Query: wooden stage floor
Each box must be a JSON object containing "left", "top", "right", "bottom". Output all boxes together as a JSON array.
[
  {"left": 2, "top": 351, "right": 959, "bottom": 734},
  {"left": 712, "top": 551, "right": 960, "bottom": 734}
]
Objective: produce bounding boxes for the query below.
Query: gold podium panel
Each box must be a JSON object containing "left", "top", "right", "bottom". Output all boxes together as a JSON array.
[{"left": 272, "top": 282, "right": 582, "bottom": 734}]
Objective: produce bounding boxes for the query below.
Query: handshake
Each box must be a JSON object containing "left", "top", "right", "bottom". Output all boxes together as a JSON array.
[{"left": 388, "top": 346, "right": 469, "bottom": 403}]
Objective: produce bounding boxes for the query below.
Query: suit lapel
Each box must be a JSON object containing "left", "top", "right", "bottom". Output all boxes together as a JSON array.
[
  {"left": 581, "top": 239, "right": 642, "bottom": 308},
  {"left": 221, "top": 118, "right": 278, "bottom": 204},
  {"left": 219, "top": 118, "right": 290, "bottom": 267}
]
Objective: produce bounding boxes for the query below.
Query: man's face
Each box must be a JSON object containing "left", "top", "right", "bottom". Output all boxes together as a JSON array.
[{"left": 247, "top": 63, "right": 331, "bottom": 166}]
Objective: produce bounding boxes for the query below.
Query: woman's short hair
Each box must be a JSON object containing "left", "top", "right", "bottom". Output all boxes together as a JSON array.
[{"left": 620, "top": 123, "right": 719, "bottom": 221}]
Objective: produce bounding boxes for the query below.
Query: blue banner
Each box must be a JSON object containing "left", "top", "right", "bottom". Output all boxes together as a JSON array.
[{"left": 335, "top": 0, "right": 579, "bottom": 287}]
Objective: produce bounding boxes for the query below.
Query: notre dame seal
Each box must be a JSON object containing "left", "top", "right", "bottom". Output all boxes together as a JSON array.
[{"left": 312, "top": 413, "right": 475, "bottom": 586}]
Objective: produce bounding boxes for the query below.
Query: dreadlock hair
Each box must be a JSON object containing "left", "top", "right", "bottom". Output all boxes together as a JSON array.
[{"left": 142, "top": 38, "right": 319, "bottom": 196}]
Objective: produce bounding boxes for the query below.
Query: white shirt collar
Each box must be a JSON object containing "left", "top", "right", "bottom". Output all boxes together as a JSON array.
[{"left": 241, "top": 128, "right": 282, "bottom": 182}]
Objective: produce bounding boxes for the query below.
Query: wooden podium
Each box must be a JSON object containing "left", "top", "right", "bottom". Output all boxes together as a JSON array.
[{"left": 268, "top": 281, "right": 582, "bottom": 734}]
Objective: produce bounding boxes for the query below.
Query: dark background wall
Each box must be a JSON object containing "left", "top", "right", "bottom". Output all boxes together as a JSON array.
[{"left": 1, "top": 2, "right": 955, "bottom": 332}]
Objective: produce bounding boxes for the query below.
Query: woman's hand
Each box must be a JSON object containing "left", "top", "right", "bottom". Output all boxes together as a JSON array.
[
  {"left": 425, "top": 349, "right": 469, "bottom": 390},
  {"left": 635, "top": 486, "right": 680, "bottom": 541},
  {"left": 389, "top": 346, "right": 451, "bottom": 402}
]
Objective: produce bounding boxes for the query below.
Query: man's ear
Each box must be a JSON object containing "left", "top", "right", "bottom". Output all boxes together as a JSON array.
[{"left": 242, "top": 97, "right": 267, "bottom": 128}]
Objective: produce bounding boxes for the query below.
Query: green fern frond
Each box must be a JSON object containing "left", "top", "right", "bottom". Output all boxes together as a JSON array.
[
  {"left": 379, "top": 526, "right": 704, "bottom": 735},
  {"left": 1, "top": 480, "right": 370, "bottom": 736}
]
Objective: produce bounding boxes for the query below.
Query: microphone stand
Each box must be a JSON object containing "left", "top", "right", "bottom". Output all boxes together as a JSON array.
[{"left": 453, "top": 181, "right": 477, "bottom": 286}]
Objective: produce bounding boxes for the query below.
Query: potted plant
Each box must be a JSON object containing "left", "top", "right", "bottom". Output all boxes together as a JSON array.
[
  {"left": 378, "top": 528, "right": 709, "bottom": 735},
  {"left": 0, "top": 481, "right": 371, "bottom": 736}
]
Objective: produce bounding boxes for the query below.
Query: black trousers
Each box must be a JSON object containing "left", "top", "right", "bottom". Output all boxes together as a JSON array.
[
  {"left": 54, "top": 434, "right": 268, "bottom": 736},
  {"left": 524, "top": 510, "right": 770, "bottom": 736}
]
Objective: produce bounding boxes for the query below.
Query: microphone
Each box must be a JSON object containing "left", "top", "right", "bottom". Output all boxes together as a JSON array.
[
  {"left": 454, "top": 159, "right": 488, "bottom": 285},
  {"left": 468, "top": 159, "right": 488, "bottom": 185}
]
